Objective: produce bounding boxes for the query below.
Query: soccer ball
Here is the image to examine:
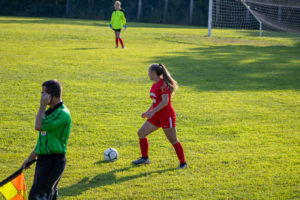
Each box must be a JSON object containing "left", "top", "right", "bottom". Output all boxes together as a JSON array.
[{"left": 104, "top": 148, "right": 118, "bottom": 162}]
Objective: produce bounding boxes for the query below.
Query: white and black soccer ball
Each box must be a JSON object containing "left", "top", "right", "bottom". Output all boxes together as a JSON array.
[{"left": 104, "top": 148, "right": 119, "bottom": 162}]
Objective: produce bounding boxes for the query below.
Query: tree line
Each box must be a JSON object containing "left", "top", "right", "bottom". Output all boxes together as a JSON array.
[{"left": 0, "top": 0, "right": 209, "bottom": 26}]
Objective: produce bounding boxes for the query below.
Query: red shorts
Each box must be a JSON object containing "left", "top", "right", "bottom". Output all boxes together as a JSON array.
[{"left": 147, "top": 112, "right": 176, "bottom": 129}]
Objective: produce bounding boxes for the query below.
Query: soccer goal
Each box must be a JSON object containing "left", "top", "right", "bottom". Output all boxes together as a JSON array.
[{"left": 208, "top": 0, "right": 300, "bottom": 37}]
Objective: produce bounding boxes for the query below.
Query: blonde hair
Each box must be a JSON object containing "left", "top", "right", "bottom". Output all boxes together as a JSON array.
[{"left": 149, "top": 63, "right": 178, "bottom": 95}]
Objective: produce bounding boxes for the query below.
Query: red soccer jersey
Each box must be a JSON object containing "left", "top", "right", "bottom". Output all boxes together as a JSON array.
[{"left": 150, "top": 79, "right": 175, "bottom": 114}]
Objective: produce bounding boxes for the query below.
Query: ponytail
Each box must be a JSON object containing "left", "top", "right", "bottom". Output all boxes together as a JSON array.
[{"left": 149, "top": 63, "right": 178, "bottom": 95}]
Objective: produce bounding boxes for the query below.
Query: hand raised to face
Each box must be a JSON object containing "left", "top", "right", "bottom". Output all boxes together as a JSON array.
[{"left": 40, "top": 92, "right": 51, "bottom": 106}]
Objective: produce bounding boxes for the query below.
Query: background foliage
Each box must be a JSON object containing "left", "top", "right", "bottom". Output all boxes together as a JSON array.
[{"left": 0, "top": 0, "right": 209, "bottom": 26}]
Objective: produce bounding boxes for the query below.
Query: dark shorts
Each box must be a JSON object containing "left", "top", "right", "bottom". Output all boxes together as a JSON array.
[
  {"left": 29, "top": 154, "right": 66, "bottom": 200},
  {"left": 113, "top": 29, "right": 121, "bottom": 32}
]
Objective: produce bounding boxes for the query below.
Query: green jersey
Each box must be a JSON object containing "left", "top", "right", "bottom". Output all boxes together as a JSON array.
[
  {"left": 110, "top": 9, "right": 126, "bottom": 30},
  {"left": 36, "top": 102, "right": 71, "bottom": 155}
]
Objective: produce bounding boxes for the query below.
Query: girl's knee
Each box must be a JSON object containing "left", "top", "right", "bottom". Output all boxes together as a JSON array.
[
  {"left": 137, "top": 129, "right": 144, "bottom": 138},
  {"left": 169, "top": 137, "right": 179, "bottom": 145}
]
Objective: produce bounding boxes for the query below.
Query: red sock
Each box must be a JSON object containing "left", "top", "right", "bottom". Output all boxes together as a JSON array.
[
  {"left": 119, "top": 38, "right": 124, "bottom": 48},
  {"left": 115, "top": 38, "right": 119, "bottom": 47},
  {"left": 139, "top": 138, "right": 148, "bottom": 158},
  {"left": 173, "top": 142, "right": 186, "bottom": 164}
]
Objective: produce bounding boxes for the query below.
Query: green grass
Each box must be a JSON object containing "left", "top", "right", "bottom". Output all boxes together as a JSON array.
[{"left": 0, "top": 16, "right": 299, "bottom": 199}]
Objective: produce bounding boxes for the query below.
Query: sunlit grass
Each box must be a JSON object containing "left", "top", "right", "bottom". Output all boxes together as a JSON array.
[{"left": 0, "top": 16, "right": 299, "bottom": 199}]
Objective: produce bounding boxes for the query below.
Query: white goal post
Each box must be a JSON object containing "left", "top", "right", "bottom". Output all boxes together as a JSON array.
[{"left": 208, "top": 0, "right": 300, "bottom": 37}]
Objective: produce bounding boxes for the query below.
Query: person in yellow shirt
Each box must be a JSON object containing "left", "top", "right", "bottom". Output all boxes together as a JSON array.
[{"left": 110, "top": 1, "right": 127, "bottom": 48}]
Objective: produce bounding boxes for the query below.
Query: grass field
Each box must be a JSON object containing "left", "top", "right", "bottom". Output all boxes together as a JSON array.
[{"left": 0, "top": 16, "right": 299, "bottom": 199}]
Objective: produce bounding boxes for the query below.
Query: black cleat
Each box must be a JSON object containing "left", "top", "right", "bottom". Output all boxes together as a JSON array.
[
  {"left": 132, "top": 157, "right": 150, "bottom": 165},
  {"left": 177, "top": 163, "right": 188, "bottom": 169}
]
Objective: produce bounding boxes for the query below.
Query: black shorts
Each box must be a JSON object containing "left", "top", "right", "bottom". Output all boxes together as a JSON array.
[
  {"left": 29, "top": 154, "right": 66, "bottom": 200},
  {"left": 113, "top": 29, "right": 121, "bottom": 32}
]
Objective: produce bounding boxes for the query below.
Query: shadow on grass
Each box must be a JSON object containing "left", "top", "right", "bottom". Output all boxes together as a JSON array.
[
  {"left": 0, "top": 17, "right": 108, "bottom": 27},
  {"left": 93, "top": 160, "right": 109, "bottom": 165},
  {"left": 59, "top": 167, "right": 174, "bottom": 197},
  {"left": 152, "top": 43, "right": 300, "bottom": 91},
  {"left": 235, "top": 29, "right": 300, "bottom": 39},
  {"left": 0, "top": 16, "right": 202, "bottom": 29}
]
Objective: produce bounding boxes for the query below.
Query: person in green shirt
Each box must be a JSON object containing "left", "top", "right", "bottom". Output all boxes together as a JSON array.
[
  {"left": 110, "top": 1, "right": 127, "bottom": 48},
  {"left": 22, "top": 80, "right": 71, "bottom": 200}
]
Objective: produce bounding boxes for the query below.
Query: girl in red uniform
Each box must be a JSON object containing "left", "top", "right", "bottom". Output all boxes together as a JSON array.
[{"left": 132, "top": 63, "right": 187, "bottom": 169}]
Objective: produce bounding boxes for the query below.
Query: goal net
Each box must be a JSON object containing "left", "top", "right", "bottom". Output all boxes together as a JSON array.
[{"left": 208, "top": 0, "right": 300, "bottom": 36}]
